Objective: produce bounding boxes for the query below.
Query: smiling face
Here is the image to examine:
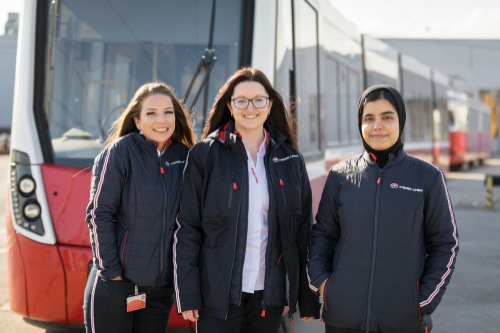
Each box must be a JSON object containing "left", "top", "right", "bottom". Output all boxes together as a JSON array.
[
  {"left": 227, "top": 81, "right": 273, "bottom": 136},
  {"left": 361, "top": 98, "right": 399, "bottom": 151},
  {"left": 134, "top": 94, "right": 175, "bottom": 151}
]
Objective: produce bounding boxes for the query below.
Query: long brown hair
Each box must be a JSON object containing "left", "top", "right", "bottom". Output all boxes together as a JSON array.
[
  {"left": 202, "top": 68, "right": 297, "bottom": 149},
  {"left": 105, "top": 82, "right": 196, "bottom": 148}
]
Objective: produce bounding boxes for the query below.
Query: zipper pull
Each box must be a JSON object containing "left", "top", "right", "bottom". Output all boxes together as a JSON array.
[
  {"left": 288, "top": 313, "right": 294, "bottom": 327},
  {"left": 261, "top": 301, "right": 266, "bottom": 317},
  {"left": 376, "top": 176, "right": 380, "bottom": 185},
  {"left": 231, "top": 171, "right": 237, "bottom": 190},
  {"left": 160, "top": 167, "right": 164, "bottom": 175}
]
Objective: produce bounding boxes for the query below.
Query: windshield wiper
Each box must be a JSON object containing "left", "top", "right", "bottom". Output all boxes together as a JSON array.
[{"left": 184, "top": 0, "right": 218, "bottom": 128}]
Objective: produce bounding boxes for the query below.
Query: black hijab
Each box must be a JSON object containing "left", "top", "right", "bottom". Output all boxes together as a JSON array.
[{"left": 357, "top": 85, "right": 406, "bottom": 168}]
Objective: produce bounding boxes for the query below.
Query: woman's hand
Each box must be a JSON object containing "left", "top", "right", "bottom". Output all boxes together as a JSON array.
[
  {"left": 301, "top": 316, "right": 315, "bottom": 322},
  {"left": 110, "top": 275, "right": 123, "bottom": 281},
  {"left": 318, "top": 278, "right": 328, "bottom": 296},
  {"left": 182, "top": 310, "right": 199, "bottom": 322}
]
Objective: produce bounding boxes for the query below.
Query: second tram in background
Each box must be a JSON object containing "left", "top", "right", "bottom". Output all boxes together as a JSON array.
[
  {"left": 447, "top": 90, "right": 491, "bottom": 169},
  {"left": 6, "top": 0, "right": 493, "bottom": 331}
]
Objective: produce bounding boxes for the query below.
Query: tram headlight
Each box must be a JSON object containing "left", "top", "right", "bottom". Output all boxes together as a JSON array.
[
  {"left": 19, "top": 176, "right": 36, "bottom": 196},
  {"left": 23, "top": 200, "right": 41, "bottom": 221}
]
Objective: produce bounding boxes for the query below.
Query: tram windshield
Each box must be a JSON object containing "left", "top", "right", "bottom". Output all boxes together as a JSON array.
[{"left": 42, "top": 0, "right": 242, "bottom": 167}]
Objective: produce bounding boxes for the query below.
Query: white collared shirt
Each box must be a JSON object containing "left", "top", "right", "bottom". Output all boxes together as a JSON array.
[{"left": 241, "top": 133, "right": 269, "bottom": 293}]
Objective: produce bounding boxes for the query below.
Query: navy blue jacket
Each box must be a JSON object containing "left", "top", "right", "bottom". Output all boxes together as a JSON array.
[
  {"left": 86, "top": 131, "right": 189, "bottom": 287},
  {"left": 307, "top": 151, "right": 458, "bottom": 333},
  {"left": 174, "top": 121, "right": 321, "bottom": 320}
]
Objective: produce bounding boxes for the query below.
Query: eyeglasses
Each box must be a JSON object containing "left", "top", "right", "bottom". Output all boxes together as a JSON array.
[{"left": 231, "top": 96, "right": 270, "bottom": 109}]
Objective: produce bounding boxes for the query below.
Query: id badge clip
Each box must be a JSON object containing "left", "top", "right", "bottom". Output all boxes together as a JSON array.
[{"left": 127, "top": 285, "right": 146, "bottom": 312}]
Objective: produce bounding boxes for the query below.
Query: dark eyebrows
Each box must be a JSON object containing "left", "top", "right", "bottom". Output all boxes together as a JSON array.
[
  {"left": 363, "top": 110, "right": 396, "bottom": 117},
  {"left": 145, "top": 107, "right": 174, "bottom": 111},
  {"left": 381, "top": 110, "right": 396, "bottom": 115}
]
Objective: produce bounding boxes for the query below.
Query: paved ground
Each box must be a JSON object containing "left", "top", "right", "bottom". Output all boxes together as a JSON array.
[{"left": 1, "top": 154, "right": 499, "bottom": 332}]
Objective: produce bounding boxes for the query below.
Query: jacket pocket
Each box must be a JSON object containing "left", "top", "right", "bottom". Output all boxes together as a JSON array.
[
  {"left": 274, "top": 170, "right": 301, "bottom": 215},
  {"left": 120, "top": 230, "right": 129, "bottom": 269},
  {"left": 202, "top": 216, "right": 230, "bottom": 247},
  {"left": 323, "top": 272, "right": 335, "bottom": 312}
]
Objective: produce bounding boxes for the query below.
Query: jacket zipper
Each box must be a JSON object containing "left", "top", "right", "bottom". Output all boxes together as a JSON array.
[
  {"left": 276, "top": 170, "right": 286, "bottom": 206},
  {"left": 225, "top": 164, "right": 245, "bottom": 319},
  {"left": 158, "top": 156, "right": 168, "bottom": 286},
  {"left": 323, "top": 272, "right": 335, "bottom": 311},
  {"left": 260, "top": 153, "right": 274, "bottom": 318},
  {"left": 228, "top": 171, "right": 235, "bottom": 208},
  {"left": 120, "top": 230, "right": 129, "bottom": 269},
  {"left": 366, "top": 169, "right": 383, "bottom": 333},
  {"left": 268, "top": 159, "right": 292, "bottom": 321}
]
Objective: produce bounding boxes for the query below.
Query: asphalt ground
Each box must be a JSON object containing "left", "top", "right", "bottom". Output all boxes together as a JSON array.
[{"left": 0, "top": 154, "right": 499, "bottom": 332}]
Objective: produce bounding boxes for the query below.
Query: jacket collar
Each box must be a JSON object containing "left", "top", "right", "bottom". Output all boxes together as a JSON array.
[
  {"left": 363, "top": 149, "right": 407, "bottom": 169},
  {"left": 210, "top": 120, "right": 286, "bottom": 149},
  {"left": 134, "top": 131, "right": 172, "bottom": 157}
]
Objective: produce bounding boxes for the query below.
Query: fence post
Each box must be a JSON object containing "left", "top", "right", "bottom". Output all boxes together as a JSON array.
[{"left": 485, "top": 176, "right": 493, "bottom": 209}]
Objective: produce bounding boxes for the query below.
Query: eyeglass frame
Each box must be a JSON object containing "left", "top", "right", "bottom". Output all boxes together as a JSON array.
[{"left": 230, "top": 96, "right": 270, "bottom": 109}]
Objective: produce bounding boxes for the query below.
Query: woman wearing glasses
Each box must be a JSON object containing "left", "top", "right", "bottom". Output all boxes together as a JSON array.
[{"left": 173, "top": 68, "right": 320, "bottom": 332}]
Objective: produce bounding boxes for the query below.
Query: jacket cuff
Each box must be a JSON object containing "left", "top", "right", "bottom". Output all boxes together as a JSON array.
[
  {"left": 310, "top": 271, "right": 332, "bottom": 296},
  {"left": 177, "top": 295, "right": 202, "bottom": 313},
  {"left": 298, "top": 301, "right": 322, "bottom": 319},
  {"left": 100, "top": 266, "right": 123, "bottom": 280},
  {"left": 419, "top": 303, "right": 431, "bottom": 316}
]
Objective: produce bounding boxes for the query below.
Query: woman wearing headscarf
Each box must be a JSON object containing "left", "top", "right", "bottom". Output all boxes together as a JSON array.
[
  {"left": 173, "top": 68, "right": 320, "bottom": 332},
  {"left": 307, "top": 85, "right": 458, "bottom": 333}
]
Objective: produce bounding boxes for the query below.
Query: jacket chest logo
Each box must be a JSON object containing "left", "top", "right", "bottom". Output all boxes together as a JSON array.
[
  {"left": 390, "top": 183, "right": 423, "bottom": 192},
  {"left": 165, "top": 160, "right": 185, "bottom": 167},
  {"left": 272, "top": 155, "right": 299, "bottom": 163}
]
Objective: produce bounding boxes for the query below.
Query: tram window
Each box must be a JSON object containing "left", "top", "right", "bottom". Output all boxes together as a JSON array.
[
  {"left": 339, "top": 65, "right": 349, "bottom": 143},
  {"left": 469, "top": 109, "right": 478, "bottom": 131},
  {"left": 275, "top": 0, "right": 294, "bottom": 111},
  {"left": 42, "top": 0, "right": 242, "bottom": 166},
  {"left": 481, "top": 113, "right": 490, "bottom": 133},
  {"left": 402, "top": 71, "right": 432, "bottom": 141},
  {"left": 324, "top": 58, "right": 339, "bottom": 145},
  {"left": 349, "top": 70, "right": 360, "bottom": 143},
  {"left": 294, "top": 0, "right": 320, "bottom": 154}
]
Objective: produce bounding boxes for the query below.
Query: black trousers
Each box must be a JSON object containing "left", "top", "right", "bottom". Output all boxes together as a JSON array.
[
  {"left": 325, "top": 324, "right": 430, "bottom": 333},
  {"left": 325, "top": 325, "right": 383, "bottom": 333},
  {"left": 83, "top": 266, "right": 174, "bottom": 333},
  {"left": 196, "top": 291, "right": 283, "bottom": 333}
]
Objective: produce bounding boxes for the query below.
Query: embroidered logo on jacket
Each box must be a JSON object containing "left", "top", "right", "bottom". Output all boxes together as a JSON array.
[
  {"left": 272, "top": 155, "right": 299, "bottom": 163},
  {"left": 390, "top": 183, "right": 423, "bottom": 192},
  {"left": 165, "top": 160, "right": 185, "bottom": 167}
]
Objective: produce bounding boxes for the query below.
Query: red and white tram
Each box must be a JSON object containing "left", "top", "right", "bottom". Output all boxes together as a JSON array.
[{"left": 447, "top": 90, "right": 491, "bottom": 169}]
